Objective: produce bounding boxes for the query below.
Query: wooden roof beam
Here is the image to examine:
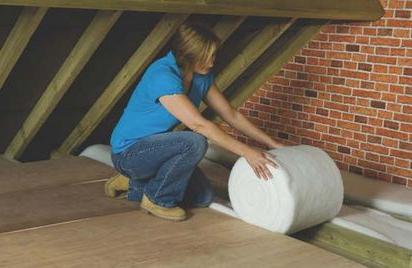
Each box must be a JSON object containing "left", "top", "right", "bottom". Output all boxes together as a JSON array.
[
  {"left": 0, "top": 0, "right": 384, "bottom": 21},
  {"left": 54, "top": 13, "right": 189, "bottom": 156},
  {"left": 0, "top": 7, "right": 47, "bottom": 91},
  {"left": 205, "top": 20, "right": 327, "bottom": 123},
  {"left": 4, "top": 10, "right": 122, "bottom": 160}
]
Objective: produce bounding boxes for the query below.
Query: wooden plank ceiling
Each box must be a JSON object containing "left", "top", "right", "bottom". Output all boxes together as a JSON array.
[{"left": 0, "top": 1, "right": 384, "bottom": 162}]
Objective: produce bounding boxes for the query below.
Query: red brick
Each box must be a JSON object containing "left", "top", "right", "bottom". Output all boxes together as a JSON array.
[
  {"left": 366, "top": 152, "right": 380, "bottom": 162},
  {"left": 350, "top": 106, "right": 378, "bottom": 116},
  {"left": 325, "top": 101, "right": 349, "bottom": 112},
  {"left": 403, "top": 106, "right": 412, "bottom": 114},
  {"left": 354, "top": 132, "right": 367, "bottom": 142},
  {"left": 398, "top": 95, "right": 412, "bottom": 104},
  {"left": 327, "top": 85, "right": 352, "bottom": 95},
  {"left": 387, "top": 166, "right": 412, "bottom": 178},
  {"left": 400, "top": 76, "right": 412, "bottom": 85},
  {"left": 322, "top": 134, "right": 346, "bottom": 145},
  {"left": 367, "top": 55, "right": 397, "bottom": 65},
  {"left": 360, "top": 143, "right": 389, "bottom": 155},
  {"left": 383, "top": 120, "right": 399, "bottom": 130},
  {"left": 380, "top": 155, "right": 395, "bottom": 165},
  {"left": 337, "top": 121, "right": 361, "bottom": 131},
  {"left": 371, "top": 73, "right": 398, "bottom": 83},
  {"left": 297, "top": 128, "right": 321, "bottom": 140},
  {"left": 395, "top": 158, "right": 410, "bottom": 169},
  {"left": 358, "top": 159, "right": 386, "bottom": 172},
  {"left": 376, "top": 47, "right": 391, "bottom": 55},
  {"left": 394, "top": 113, "right": 412, "bottom": 123},
  {"left": 382, "top": 138, "right": 399, "bottom": 148},
  {"left": 376, "top": 127, "right": 409, "bottom": 140},
  {"left": 371, "top": 37, "right": 401, "bottom": 47},
  {"left": 353, "top": 89, "right": 381, "bottom": 99},
  {"left": 340, "top": 69, "right": 369, "bottom": 80},
  {"left": 377, "top": 110, "right": 393, "bottom": 119}
]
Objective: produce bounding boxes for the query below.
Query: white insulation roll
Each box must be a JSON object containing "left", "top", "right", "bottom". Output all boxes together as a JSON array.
[{"left": 229, "top": 145, "right": 343, "bottom": 234}]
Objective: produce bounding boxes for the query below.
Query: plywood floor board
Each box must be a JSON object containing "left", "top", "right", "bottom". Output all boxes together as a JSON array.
[{"left": 0, "top": 209, "right": 363, "bottom": 267}]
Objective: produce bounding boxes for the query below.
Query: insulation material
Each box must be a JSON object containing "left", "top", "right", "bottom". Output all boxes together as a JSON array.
[
  {"left": 342, "top": 170, "right": 412, "bottom": 218},
  {"left": 229, "top": 145, "right": 344, "bottom": 234},
  {"left": 332, "top": 205, "right": 412, "bottom": 250},
  {"left": 79, "top": 144, "right": 113, "bottom": 167}
]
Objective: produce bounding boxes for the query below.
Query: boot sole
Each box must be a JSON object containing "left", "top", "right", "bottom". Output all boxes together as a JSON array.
[{"left": 140, "top": 206, "right": 186, "bottom": 221}]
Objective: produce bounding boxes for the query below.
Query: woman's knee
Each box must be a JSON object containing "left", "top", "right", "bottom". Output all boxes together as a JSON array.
[{"left": 181, "top": 132, "right": 208, "bottom": 161}]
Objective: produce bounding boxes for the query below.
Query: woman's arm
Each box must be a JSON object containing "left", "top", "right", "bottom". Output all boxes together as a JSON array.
[
  {"left": 159, "top": 93, "right": 278, "bottom": 180},
  {"left": 203, "top": 83, "right": 285, "bottom": 150}
]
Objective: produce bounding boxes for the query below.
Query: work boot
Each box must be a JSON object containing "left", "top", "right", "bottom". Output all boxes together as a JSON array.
[
  {"left": 140, "top": 194, "right": 186, "bottom": 221},
  {"left": 104, "top": 173, "right": 129, "bottom": 198}
]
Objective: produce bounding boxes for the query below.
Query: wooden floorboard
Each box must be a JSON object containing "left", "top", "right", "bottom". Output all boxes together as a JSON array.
[
  {"left": 0, "top": 181, "right": 135, "bottom": 233},
  {"left": 0, "top": 209, "right": 363, "bottom": 267},
  {"left": 0, "top": 156, "right": 116, "bottom": 194}
]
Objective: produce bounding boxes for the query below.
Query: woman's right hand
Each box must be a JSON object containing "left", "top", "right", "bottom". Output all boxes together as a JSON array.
[{"left": 243, "top": 147, "right": 279, "bottom": 180}]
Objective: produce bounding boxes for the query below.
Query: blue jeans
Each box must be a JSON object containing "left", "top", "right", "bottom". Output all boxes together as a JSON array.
[{"left": 111, "top": 131, "right": 214, "bottom": 208}]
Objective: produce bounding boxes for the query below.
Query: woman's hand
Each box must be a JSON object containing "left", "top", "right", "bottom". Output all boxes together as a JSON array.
[
  {"left": 243, "top": 147, "right": 279, "bottom": 180},
  {"left": 267, "top": 141, "right": 287, "bottom": 150}
]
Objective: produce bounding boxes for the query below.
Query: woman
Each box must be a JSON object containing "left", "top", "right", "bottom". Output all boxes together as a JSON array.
[{"left": 107, "top": 22, "right": 285, "bottom": 221}]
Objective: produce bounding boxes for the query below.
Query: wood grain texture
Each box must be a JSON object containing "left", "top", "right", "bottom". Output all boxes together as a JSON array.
[
  {"left": 4, "top": 10, "right": 121, "bottom": 159},
  {"left": 0, "top": 209, "right": 363, "bottom": 267},
  {"left": 0, "top": 7, "right": 47, "bottom": 90},
  {"left": 0, "top": 0, "right": 385, "bottom": 20},
  {"left": 56, "top": 13, "right": 189, "bottom": 155},
  {"left": 0, "top": 156, "right": 116, "bottom": 195}
]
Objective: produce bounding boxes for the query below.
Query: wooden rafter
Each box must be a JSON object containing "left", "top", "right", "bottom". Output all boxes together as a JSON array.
[
  {"left": 205, "top": 21, "right": 326, "bottom": 123},
  {"left": 55, "top": 13, "right": 189, "bottom": 155},
  {"left": 0, "top": 7, "right": 47, "bottom": 90},
  {"left": 0, "top": 0, "right": 384, "bottom": 21},
  {"left": 4, "top": 10, "right": 122, "bottom": 159},
  {"left": 212, "top": 15, "right": 246, "bottom": 45},
  {"left": 174, "top": 18, "right": 294, "bottom": 131}
]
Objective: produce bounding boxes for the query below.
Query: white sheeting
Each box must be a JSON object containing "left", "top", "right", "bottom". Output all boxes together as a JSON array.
[
  {"left": 79, "top": 144, "right": 113, "bottom": 168},
  {"left": 342, "top": 170, "right": 412, "bottom": 218},
  {"left": 332, "top": 205, "right": 412, "bottom": 250},
  {"left": 229, "top": 145, "right": 344, "bottom": 234}
]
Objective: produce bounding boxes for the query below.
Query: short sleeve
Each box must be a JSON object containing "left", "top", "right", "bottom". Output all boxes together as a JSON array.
[
  {"left": 145, "top": 68, "right": 184, "bottom": 104},
  {"left": 202, "top": 71, "right": 215, "bottom": 98}
]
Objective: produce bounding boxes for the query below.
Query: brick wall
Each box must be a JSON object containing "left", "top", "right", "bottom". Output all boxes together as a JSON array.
[{"left": 219, "top": 0, "right": 412, "bottom": 188}]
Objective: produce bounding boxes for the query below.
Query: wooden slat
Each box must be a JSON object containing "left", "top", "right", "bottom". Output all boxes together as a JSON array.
[
  {"left": 293, "top": 222, "right": 412, "bottom": 268},
  {"left": 0, "top": 0, "right": 385, "bottom": 21},
  {"left": 207, "top": 20, "right": 327, "bottom": 123},
  {"left": 215, "top": 19, "right": 295, "bottom": 92},
  {"left": 0, "top": 209, "right": 363, "bottom": 267},
  {"left": 55, "top": 13, "right": 189, "bottom": 155},
  {"left": 0, "top": 7, "right": 47, "bottom": 90},
  {"left": 212, "top": 15, "right": 246, "bottom": 45},
  {"left": 4, "top": 10, "right": 121, "bottom": 159}
]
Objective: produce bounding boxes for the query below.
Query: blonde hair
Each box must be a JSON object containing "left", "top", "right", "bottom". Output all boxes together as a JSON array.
[{"left": 170, "top": 23, "right": 221, "bottom": 72}]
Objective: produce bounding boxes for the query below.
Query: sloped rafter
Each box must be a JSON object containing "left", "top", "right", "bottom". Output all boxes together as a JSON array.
[
  {"left": 4, "top": 10, "right": 122, "bottom": 160},
  {"left": 212, "top": 15, "right": 246, "bottom": 45},
  {"left": 205, "top": 21, "right": 327, "bottom": 123},
  {"left": 0, "top": 0, "right": 384, "bottom": 21},
  {"left": 174, "top": 18, "right": 295, "bottom": 131},
  {"left": 54, "top": 13, "right": 189, "bottom": 156},
  {"left": 0, "top": 7, "right": 47, "bottom": 91}
]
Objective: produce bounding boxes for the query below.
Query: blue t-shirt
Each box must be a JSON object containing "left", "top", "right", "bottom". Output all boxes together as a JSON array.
[{"left": 110, "top": 51, "right": 214, "bottom": 153}]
